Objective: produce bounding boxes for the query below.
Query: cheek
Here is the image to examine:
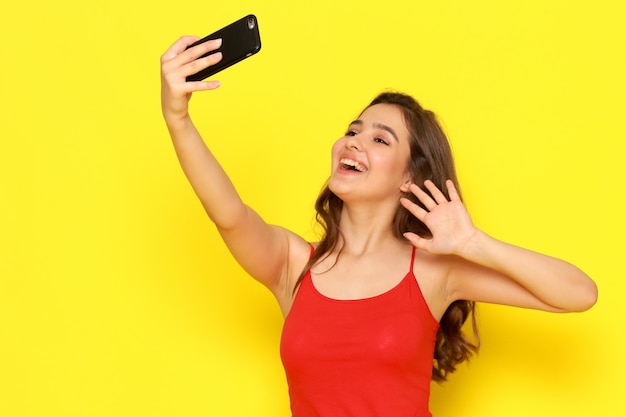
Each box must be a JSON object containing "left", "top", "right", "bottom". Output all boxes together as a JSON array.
[
  {"left": 372, "top": 152, "right": 404, "bottom": 171},
  {"left": 328, "top": 142, "right": 339, "bottom": 173},
  {"left": 330, "top": 139, "right": 344, "bottom": 160},
  {"left": 377, "top": 154, "right": 411, "bottom": 182},
  {"left": 331, "top": 138, "right": 344, "bottom": 152}
]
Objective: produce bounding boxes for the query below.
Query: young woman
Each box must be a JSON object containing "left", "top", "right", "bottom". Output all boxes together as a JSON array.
[{"left": 160, "top": 36, "right": 598, "bottom": 417}]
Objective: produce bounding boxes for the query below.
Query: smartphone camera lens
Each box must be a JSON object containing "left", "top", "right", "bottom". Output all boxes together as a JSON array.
[{"left": 247, "top": 16, "right": 255, "bottom": 30}]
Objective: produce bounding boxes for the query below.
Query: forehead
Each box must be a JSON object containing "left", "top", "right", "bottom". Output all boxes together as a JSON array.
[{"left": 358, "top": 103, "right": 409, "bottom": 138}]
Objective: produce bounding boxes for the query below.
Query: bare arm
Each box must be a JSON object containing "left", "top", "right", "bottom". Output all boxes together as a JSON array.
[
  {"left": 160, "top": 36, "right": 308, "bottom": 296},
  {"left": 447, "top": 231, "right": 597, "bottom": 312},
  {"left": 401, "top": 180, "right": 598, "bottom": 312}
]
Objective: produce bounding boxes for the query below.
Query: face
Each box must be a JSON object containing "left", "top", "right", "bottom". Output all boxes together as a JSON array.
[{"left": 328, "top": 103, "right": 412, "bottom": 203}]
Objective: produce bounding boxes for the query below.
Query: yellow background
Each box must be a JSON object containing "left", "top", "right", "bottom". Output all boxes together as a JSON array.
[{"left": 1, "top": 0, "right": 624, "bottom": 416}]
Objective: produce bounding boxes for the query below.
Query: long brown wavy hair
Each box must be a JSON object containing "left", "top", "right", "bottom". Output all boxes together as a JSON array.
[{"left": 295, "top": 91, "right": 479, "bottom": 383}]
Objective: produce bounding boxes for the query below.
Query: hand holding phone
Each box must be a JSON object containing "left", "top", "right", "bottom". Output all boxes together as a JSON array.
[{"left": 186, "top": 14, "right": 262, "bottom": 82}]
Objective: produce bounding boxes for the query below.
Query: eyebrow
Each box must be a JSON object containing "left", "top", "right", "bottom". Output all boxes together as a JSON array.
[{"left": 349, "top": 120, "right": 399, "bottom": 142}]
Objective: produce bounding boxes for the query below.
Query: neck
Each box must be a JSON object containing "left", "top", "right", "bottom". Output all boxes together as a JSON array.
[{"left": 337, "top": 201, "right": 403, "bottom": 256}]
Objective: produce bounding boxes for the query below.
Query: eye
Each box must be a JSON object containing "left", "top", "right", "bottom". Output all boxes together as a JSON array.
[
  {"left": 345, "top": 130, "right": 358, "bottom": 137},
  {"left": 374, "top": 137, "right": 389, "bottom": 145}
]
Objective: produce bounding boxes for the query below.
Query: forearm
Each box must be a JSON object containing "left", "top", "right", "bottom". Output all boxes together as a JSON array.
[
  {"left": 459, "top": 230, "right": 598, "bottom": 311},
  {"left": 166, "top": 115, "right": 245, "bottom": 229}
]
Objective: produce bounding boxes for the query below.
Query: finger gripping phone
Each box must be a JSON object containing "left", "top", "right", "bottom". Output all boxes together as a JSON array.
[{"left": 186, "top": 14, "right": 262, "bottom": 81}]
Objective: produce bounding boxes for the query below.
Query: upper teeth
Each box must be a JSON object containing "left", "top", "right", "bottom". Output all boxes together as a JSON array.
[{"left": 340, "top": 158, "right": 366, "bottom": 172}]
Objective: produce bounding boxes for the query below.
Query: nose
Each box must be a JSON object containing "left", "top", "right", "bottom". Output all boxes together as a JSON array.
[{"left": 345, "top": 133, "right": 362, "bottom": 151}]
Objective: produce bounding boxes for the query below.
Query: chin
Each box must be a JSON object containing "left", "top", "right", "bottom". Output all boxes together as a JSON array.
[{"left": 327, "top": 179, "right": 352, "bottom": 201}]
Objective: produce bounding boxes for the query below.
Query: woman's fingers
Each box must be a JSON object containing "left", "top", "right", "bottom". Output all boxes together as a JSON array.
[
  {"left": 408, "top": 183, "right": 437, "bottom": 211},
  {"left": 423, "top": 180, "right": 449, "bottom": 204},
  {"left": 161, "top": 36, "right": 201, "bottom": 63},
  {"left": 407, "top": 180, "right": 458, "bottom": 212},
  {"left": 161, "top": 37, "right": 223, "bottom": 78},
  {"left": 400, "top": 197, "right": 428, "bottom": 221},
  {"left": 181, "top": 38, "right": 223, "bottom": 66},
  {"left": 403, "top": 232, "right": 427, "bottom": 250},
  {"left": 445, "top": 179, "right": 461, "bottom": 201},
  {"left": 183, "top": 51, "right": 223, "bottom": 78},
  {"left": 161, "top": 38, "right": 225, "bottom": 97}
]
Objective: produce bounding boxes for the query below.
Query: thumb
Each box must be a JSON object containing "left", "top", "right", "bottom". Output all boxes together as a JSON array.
[{"left": 403, "top": 232, "right": 431, "bottom": 252}]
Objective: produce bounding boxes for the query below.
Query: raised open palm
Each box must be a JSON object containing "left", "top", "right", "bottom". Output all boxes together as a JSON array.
[{"left": 400, "top": 180, "right": 478, "bottom": 256}]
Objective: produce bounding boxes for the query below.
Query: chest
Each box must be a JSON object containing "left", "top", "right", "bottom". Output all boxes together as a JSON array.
[
  {"left": 310, "top": 254, "right": 411, "bottom": 300},
  {"left": 281, "top": 272, "right": 439, "bottom": 371}
]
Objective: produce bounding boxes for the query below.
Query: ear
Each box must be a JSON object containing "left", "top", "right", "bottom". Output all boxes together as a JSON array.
[{"left": 400, "top": 176, "right": 413, "bottom": 193}]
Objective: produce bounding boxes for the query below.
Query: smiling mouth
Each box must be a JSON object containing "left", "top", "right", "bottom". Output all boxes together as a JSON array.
[{"left": 340, "top": 158, "right": 367, "bottom": 172}]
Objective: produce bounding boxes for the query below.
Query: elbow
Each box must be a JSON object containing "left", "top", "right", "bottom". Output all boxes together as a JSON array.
[
  {"left": 580, "top": 280, "right": 599, "bottom": 311},
  {"left": 568, "top": 279, "right": 599, "bottom": 312}
]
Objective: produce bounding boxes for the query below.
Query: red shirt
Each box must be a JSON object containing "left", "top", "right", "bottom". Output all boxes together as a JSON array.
[{"left": 280, "top": 247, "right": 439, "bottom": 417}]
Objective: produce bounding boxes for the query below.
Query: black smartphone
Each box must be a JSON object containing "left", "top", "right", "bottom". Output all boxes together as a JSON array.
[{"left": 186, "top": 14, "right": 262, "bottom": 81}]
